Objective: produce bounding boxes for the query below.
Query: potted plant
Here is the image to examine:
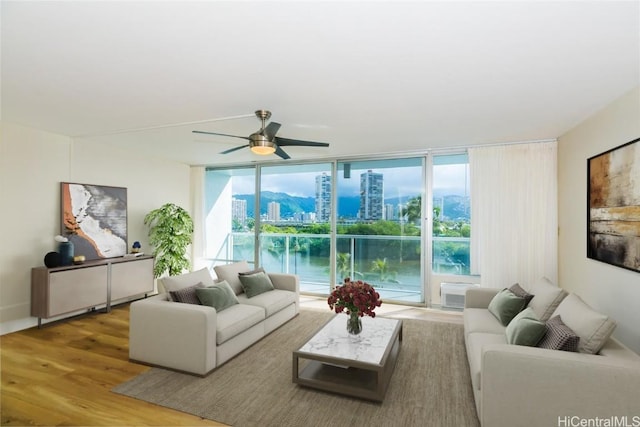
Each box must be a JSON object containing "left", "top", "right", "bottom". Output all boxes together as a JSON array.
[{"left": 144, "top": 203, "right": 194, "bottom": 278}]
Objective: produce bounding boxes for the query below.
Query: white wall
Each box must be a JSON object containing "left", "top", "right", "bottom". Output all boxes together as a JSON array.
[
  {"left": 0, "top": 121, "right": 191, "bottom": 334},
  {"left": 558, "top": 86, "right": 640, "bottom": 354}
]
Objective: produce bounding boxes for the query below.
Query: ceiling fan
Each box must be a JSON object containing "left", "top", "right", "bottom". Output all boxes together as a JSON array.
[{"left": 192, "top": 110, "right": 329, "bottom": 160}]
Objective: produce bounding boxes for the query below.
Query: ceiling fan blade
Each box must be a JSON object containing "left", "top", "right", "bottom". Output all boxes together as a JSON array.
[
  {"left": 274, "top": 146, "right": 291, "bottom": 160},
  {"left": 192, "top": 130, "right": 250, "bottom": 141},
  {"left": 220, "top": 144, "right": 249, "bottom": 155},
  {"left": 274, "top": 136, "right": 330, "bottom": 147},
  {"left": 264, "top": 122, "right": 281, "bottom": 140}
]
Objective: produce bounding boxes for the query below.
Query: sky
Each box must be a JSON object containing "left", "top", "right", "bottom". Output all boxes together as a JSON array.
[{"left": 231, "top": 163, "right": 469, "bottom": 198}]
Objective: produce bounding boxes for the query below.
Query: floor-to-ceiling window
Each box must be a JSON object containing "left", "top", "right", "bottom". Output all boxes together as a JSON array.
[
  {"left": 204, "top": 152, "right": 473, "bottom": 307},
  {"left": 336, "top": 158, "right": 424, "bottom": 303},
  {"left": 430, "top": 153, "right": 478, "bottom": 306},
  {"left": 258, "top": 163, "right": 333, "bottom": 294},
  {"left": 204, "top": 167, "right": 257, "bottom": 267}
]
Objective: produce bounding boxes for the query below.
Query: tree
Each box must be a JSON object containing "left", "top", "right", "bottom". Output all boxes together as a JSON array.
[
  {"left": 371, "top": 257, "right": 396, "bottom": 282},
  {"left": 401, "top": 196, "right": 422, "bottom": 224}
]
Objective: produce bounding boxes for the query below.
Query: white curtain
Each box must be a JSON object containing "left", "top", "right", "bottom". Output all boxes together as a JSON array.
[
  {"left": 469, "top": 141, "right": 558, "bottom": 288},
  {"left": 190, "top": 166, "right": 208, "bottom": 271}
]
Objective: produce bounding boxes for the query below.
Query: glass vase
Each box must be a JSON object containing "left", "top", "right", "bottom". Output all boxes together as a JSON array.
[{"left": 346, "top": 311, "right": 362, "bottom": 335}]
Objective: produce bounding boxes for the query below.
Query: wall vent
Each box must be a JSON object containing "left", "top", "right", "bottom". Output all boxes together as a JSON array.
[{"left": 440, "top": 282, "right": 479, "bottom": 309}]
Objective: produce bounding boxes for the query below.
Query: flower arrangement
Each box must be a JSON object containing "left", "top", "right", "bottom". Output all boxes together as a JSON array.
[{"left": 328, "top": 278, "right": 382, "bottom": 318}]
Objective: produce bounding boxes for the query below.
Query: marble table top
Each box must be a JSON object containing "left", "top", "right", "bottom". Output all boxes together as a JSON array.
[{"left": 297, "top": 315, "right": 401, "bottom": 365}]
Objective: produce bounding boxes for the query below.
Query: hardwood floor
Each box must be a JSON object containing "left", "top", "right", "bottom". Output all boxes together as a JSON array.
[
  {"left": 1, "top": 298, "right": 462, "bottom": 426},
  {"left": 1, "top": 305, "right": 223, "bottom": 426}
]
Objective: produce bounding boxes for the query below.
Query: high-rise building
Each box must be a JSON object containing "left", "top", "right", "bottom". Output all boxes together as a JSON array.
[
  {"left": 315, "top": 173, "right": 331, "bottom": 222},
  {"left": 384, "top": 203, "right": 395, "bottom": 220},
  {"left": 359, "top": 170, "right": 384, "bottom": 220},
  {"left": 232, "top": 198, "right": 247, "bottom": 225},
  {"left": 267, "top": 201, "right": 280, "bottom": 222}
]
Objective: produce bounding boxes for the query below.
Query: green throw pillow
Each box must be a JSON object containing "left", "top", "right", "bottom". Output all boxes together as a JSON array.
[
  {"left": 196, "top": 280, "right": 239, "bottom": 312},
  {"left": 488, "top": 288, "right": 526, "bottom": 326},
  {"left": 238, "top": 271, "right": 275, "bottom": 298},
  {"left": 506, "top": 307, "right": 546, "bottom": 346}
]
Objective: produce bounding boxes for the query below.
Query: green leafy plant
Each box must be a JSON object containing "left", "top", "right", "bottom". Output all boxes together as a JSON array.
[{"left": 144, "top": 203, "right": 194, "bottom": 278}]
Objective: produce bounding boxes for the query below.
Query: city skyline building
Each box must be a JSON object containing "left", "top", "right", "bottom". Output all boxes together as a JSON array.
[
  {"left": 315, "top": 173, "right": 331, "bottom": 222},
  {"left": 267, "top": 201, "right": 281, "bottom": 222},
  {"left": 232, "top": 198, "right": 247, "bottom": 225},
  {"left": 359, "top": 170, "right": 384, "bottom": 220},
  {"left": 384, "top": 203, "right": 395, "bottom": 220}
]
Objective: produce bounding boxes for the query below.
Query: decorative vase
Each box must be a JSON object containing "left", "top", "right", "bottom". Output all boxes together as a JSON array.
[
  {"left": 58, "top": 241, "right": 74, "bottom": 266},
  {"left": 346, "top": 311, "right": 362, "bottom": 335}
]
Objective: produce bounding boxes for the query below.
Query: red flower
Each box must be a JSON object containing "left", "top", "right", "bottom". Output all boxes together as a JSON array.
[{"left": 327, "top": 278, "right": 382, "bottom": 317}]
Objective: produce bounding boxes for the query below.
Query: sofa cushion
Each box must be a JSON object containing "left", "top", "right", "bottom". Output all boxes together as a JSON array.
[
  {"left": 551, "top": 293, "right": 616, "bottom": 354},
  {"left": 488, "top": 289, "right": 526, "bottom": 326},
  {"left": 238, "top": 271, "right": 275, "bottom": 298},
  {"left": 170, "top": 282, "right": 205, "bottom": 305},
  {"left": 508, "top": 283, "right": 534, "bottom": 306},
  {"left": 195, "top": 280, "right": 239, "bottom": 312},
  {"left": 538, "top": 315, "right": 580, "bottom": 352},
  {"left": 161, "top": 268, "right": 215, "bottom": 301},
  {"left": 215, "top": 303, "right": 265, "bottom": 345},
  {"left": 214, "top": 261, "right": 251, "bottom": 295},
  {"left": 237, "top": 289, "right": 297, "bottom": 317},
  {"left": 239, "top": 267, "right": 266, "bottom": 276},
  {"left": 464, "top": 308, "right": 507, "bottom": 338},
  {"left": 505, "top": 307, "right": 546, "bottom": 346},
  {"left": 466, "top": 332, "right": 507, "bottom": 390},
  {"left": 523, "top": 277, "right": 567, "bottom": 322}
]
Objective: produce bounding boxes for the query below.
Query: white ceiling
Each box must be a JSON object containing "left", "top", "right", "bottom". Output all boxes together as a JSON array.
[{"left": 2, "top": 1, "right": 639, "bottom": 166}]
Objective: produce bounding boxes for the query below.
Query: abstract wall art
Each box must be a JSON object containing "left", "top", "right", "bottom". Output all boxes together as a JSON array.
[
  {"left": 61, "top": 182, "right": 128, "bottom": 260},
  {"left": 587, "top": 137, "right": 640, "bottom": 273}
]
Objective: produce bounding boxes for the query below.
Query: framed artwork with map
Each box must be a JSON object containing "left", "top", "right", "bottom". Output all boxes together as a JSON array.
[
  {"left": 60, "top": 182, "right": 128, "bottom": 260},
  {"left": 587, "top": 137, "right": 640, "bottom": 273}
]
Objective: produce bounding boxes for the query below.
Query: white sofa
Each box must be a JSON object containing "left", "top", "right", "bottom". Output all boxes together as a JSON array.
[
  {"left": 464, "top": 278, "right": 640, "bottom": 427},
  {"left": 129, "top": 261, "right": 299, "bottom": 376}
]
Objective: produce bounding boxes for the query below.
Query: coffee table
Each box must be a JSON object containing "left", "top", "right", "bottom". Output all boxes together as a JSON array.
[{"left": 292, "top": 314, "right": 402, "bottom": 402}]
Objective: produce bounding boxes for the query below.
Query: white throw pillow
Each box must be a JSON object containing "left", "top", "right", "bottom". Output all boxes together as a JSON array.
[
  {"left": 214, "top": 261, "right": 251, "bottom": 295},
  {"left": 160, "top": 267, "right": 215, "bottom": 301},
  {"left": 551, "top": 293, "right": 616, "bottom": 354},
  {"left": 523, "top": 277, "right": 567, "bottom": 322}
]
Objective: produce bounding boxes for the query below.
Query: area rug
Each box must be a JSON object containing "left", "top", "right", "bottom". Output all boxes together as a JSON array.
[{"left": 113, "top": 309, "right": 479, "bottom": 427}]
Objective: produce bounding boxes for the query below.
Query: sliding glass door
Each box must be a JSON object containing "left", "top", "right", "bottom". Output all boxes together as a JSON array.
[
  {"left": 258, "top": 163, "right": 333, "bottom": 294},
  {"left": 336, "top": 158, "right": 424, "bottom": 302}
]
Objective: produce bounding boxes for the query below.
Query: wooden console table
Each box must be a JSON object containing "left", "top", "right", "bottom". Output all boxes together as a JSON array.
[{"left": 31, "top": 255, "right": 154, "bottom": 327}]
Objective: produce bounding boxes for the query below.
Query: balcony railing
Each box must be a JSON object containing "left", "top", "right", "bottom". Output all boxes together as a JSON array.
[{"left": 210, "top": 232, "right": 470, "bottom": 303}]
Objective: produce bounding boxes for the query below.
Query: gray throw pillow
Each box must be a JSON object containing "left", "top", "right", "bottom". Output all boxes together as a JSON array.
[
  {"left": 195, "top": 280, "right": 239, "bottom": 312},
  {"left": 170, "top": 282, "right": 205, "bottom": 305},
  {"left": 551, "top": 293, "right": 616, "bottom": 354},
  {"left": 538, "top": 315, "right": 580, "bottom": 352},
  {"left": 238, "top": 271, "right": 275, "bottom": 298},
  {"left": 509, "top": 283, "right": 534, "bottom": 306},
  {"left": 505, "top": 307, "right": 546, "bottom": 346},
  {"left": 488, "top": 288, "right": 526, "bottom": 326}
]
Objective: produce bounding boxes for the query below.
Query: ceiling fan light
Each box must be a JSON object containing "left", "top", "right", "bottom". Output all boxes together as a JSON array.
[
  {"left": 250, "top": 133, "right": 276, "bottom": 155},
  {"left": 251, "top": 145, "right": 276, "bottom": 155}
]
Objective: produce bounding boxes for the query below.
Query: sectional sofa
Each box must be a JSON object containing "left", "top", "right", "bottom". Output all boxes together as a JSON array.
[
  {"left": 129, "top": 261, "right": 299, "bottom": 375},
  {"left": 463, "top": 278, "right": 640, "bottom": 427}
]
